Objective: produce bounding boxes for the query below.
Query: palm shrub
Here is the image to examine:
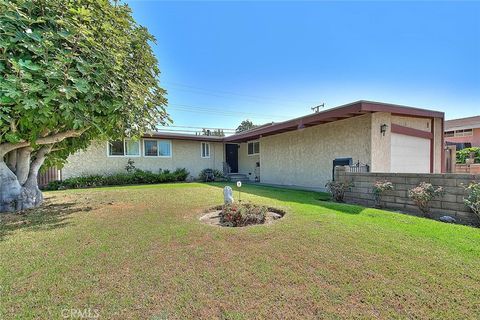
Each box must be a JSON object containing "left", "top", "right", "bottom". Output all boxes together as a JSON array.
[
  {"left": 408, "top": 182, "right": 444, "bottom": 217},
  {"left": 325, "top": 181, "right": 352, "bottom": 202},
  {"left": 372, "top": 180, "right": 394, "bottom": 208},
  {"left": 463, "top": 182, "right": 480, "bottom": 221}
]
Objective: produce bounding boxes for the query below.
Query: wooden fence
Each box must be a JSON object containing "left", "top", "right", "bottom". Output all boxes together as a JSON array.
[{"left": 38, "top": 167, "right": 61, "bottom": 187}]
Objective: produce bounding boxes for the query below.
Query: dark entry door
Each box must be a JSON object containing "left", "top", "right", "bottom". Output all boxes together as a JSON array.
[{"left": 225, "top": 144, "right": 238, "bottom": 173}]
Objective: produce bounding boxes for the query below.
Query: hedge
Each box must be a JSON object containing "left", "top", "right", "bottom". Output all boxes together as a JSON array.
[{"left": 44, "top": 168, "right": 189, "bottom": 190}]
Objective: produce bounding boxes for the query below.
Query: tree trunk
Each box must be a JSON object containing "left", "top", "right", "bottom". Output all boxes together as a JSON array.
[
  {"left": 0, "top": 146, "right": 51, "bottom": 213},
  {"left": 0, "top": 161, "right": 44, "bottom": 212},
  {"left": 0, "top": 129, "right": 86, "bottom": 213}
]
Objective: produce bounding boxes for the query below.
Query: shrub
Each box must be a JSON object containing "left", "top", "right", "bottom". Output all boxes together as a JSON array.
[
  {"left": 199, "top": 168, "right": 225, "bottom": 181},
  {"left": 408, "top": 182, "right": 444, "bottom": 217},
  {"left": 220, "top": 202, "right": 267, "bottom": 227},
  {"left": 125, "top": 158, "right": 136, "bottom": 173},
  {"left": 456, "top": 147, "right": 480, "bottom": 164},
  {"left": 325, "top": 181, "right": 352, "bottom": 202},
  {"left": 463, "top": 182, "right": 480, "bottom": 221},
  {"left": 44, "top": 168, "right": 190, "bottom": 190},
  {"left": 373, "top": 180, "right": 394, "bottom": 208}
]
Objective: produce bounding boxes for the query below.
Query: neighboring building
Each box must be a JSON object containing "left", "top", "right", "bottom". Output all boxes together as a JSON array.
[
  {"left": 62, "top": 100, "right": 444, "bottom": 190},
  {"left": 444, "top": 115, "right": 480, "bottom": 148}
]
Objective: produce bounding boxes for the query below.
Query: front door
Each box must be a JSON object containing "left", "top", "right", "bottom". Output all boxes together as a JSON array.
[{"left": 225, "top": 144, "right": 238, "bottom": 173}]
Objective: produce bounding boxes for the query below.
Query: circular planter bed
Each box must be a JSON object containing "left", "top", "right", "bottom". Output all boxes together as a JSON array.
[{"left": 200, "top": 203, "right": 286, "bottom": 227}]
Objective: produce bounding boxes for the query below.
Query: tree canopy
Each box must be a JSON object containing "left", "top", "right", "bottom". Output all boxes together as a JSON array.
[
  {"left": 235, "top": 119, "right": 257, "bottom": 133},
  {"left": 0, "top": 0, "right": 168, "bottom": 211}
]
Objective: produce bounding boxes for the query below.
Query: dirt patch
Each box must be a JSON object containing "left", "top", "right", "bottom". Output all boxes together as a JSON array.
[{"left": 199, "top": 206, "right": 286, "bottom": 227}]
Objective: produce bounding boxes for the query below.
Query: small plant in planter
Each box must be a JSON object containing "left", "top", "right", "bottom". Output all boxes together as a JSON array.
[
  {"left": 463, "top": 181, "right": 480, "bottom": 222},
  {"left": 372, "top": 180, "right": 394, "bottom": 208},
  {"left": 220, "top": 202, "right": 267, "bottom": 227},
  {"left": 325, "top": 181, "right": 353, "bottom": 202},
  {"left": 408, "top": 182, "right": 444, "bottom": 218}
]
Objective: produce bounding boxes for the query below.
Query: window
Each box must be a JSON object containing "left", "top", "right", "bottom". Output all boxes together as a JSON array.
[
  {"left": 144, "top": 140, "right": 158, "bottom": 156},
  {"left": 247, "top": 141, "right": 260, "bottom": 155},
  {"left": 108, "top": 140, "right": 140, "bottom": 157},
  {"left": 158, "top": 140, "right": 171, "bottom": 157},
  {"left": 125, "top": 140, "right": 140, "bottom": 156},
  {"left": 144, "top": 139, "right": 172, "bottom": 157},
  {"left": 108, "top": 140, "right": 124, "bottom": 156},
  {"left": 454, "top": 129, "right": 473, "bottom": 137},
  {"left": 201, "top": 142, "right": 210, "bottom": 158},
  {"left": 444, "top": 131, "right": 454, "bottom": 137}
]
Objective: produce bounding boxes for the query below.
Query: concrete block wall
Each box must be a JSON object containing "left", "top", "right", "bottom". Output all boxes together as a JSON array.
[{"left": 335, "top": 166, "right": 480, "bottom": 226}]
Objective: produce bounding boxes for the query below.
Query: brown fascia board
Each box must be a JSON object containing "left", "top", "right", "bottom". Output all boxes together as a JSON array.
[{"left": 360, "top": 100, "right": 445, "bottom": 119}]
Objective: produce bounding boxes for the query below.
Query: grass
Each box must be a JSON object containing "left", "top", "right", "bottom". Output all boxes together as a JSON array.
[{"left": 1, "top": 182, "right": 479, "bottom": 319}]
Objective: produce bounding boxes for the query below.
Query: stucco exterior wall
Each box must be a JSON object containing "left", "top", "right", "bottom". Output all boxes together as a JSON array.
[
  {"left": 370, "top": 112, "right": 391, "bottom": 172},
  {"left": 259, "top": 114, "right": 372, "bottom": 190},
  {"left": 433, "top": 117, "right": 442, "bottom": 173},
  {"left": 62, "top": 140, "right": 224, "bottom": 179},
  {"left": 238, "top": 142, "right": 259, "bottom": 180},
  {"left": 392, "top": 115, "right": 431, "bottom": 132}
]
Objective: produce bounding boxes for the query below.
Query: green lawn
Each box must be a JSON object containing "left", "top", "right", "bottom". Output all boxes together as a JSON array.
[{"left": 1, "top": 183, "right": 479, "bottom": 319}]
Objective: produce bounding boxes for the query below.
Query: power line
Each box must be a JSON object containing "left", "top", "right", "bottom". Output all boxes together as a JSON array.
[
  {"left": 163, "top": 81, "right": 319, "bottom": 106},
  {"left": 168, "top": 103, "right": 290, "bottom": 120}
]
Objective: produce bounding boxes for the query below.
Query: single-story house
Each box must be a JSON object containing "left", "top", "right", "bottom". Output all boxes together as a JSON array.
[
  {"left": 62, "top": 100, "right": 445, "bottom": 190},
  {"left": 444, "top": 115, "right": 480, "bottom": 148}
]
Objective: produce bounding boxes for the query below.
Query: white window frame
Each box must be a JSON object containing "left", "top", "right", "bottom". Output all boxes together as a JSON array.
[
  {"left": 143, "top": 139, "right": 172, "bottom": 158},
  {"left": 247, "top": 141, "right": 260, "bottom": 156},
  {"left": 107, "top": 139, "right": 140, "bottom": 157},
  {"left": 201, "top": 142, "right": 211, "bottom": 158},
  {"left": 454, "top": 129, "right": 473, "bottom": 137},
  {"left": 444, "top": 131, "right": 454, "bottom": 137}
]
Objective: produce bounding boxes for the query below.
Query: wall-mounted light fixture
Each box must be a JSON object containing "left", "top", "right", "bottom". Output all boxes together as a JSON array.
[
  {"left": 380, "top": 124, "right": 388, "bottom": 136},
  {"left": 297, "top": 123, "right": 305, "bottom": 131}
]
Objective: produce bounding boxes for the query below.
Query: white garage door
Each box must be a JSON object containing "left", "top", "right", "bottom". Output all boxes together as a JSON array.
[{"left": 391, "top": 133, "right": 430, "bottom": 173}]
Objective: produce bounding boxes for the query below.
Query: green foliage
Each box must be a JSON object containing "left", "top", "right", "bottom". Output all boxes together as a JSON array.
[
  {"left": 235, "top": 119, "right": 257, "bottom": 133},
  {"left": 0, "top": 0, "right": 168, "bottom": 166},
  {"left": 43, "top": 168, "right": 189, "bottom": 190},
  {"left": 125, "top": 158, "right": 136, "bottom": 173},
  {"left": 463, "top": 182, "right": 480, "bottom": 221},
  {"left": 325, "top": 180, "right": 352, "bottom": 202},
  {"left": 373, "top": 180, "right": 394, "bottom": 208},
  {"left": 408, "top": 182, "right": 444, "bottom": 217},
  {"left": 198, "top": 168, "right": 225, "bottom": 181},
  {"left": 456, "top": 147, "right": 480, "bottom": 164},
  {"left": 220, "top": 202, "right": 267, "bottom": 227}
]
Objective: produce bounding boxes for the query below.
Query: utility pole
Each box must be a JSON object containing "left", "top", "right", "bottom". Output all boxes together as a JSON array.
[{"left": 311, "top": 103, "right": 325, "bottom": 113}]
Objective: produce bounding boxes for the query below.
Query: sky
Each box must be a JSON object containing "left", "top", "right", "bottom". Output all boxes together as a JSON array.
[{"left": 126, "top": 1, "right": 480, "bottom": 134}]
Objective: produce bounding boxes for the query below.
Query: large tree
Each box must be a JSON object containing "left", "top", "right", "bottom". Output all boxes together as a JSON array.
[
  {"left": 0, "top": 0, "right": 169, "bottom": 212},
  {"left": 235, "top": 119, "right": 257, "bottom": 133}
]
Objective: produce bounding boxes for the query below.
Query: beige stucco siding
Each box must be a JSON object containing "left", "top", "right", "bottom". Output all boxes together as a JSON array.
[
  {"left": 370, "top": 112, "right": 392, "bottom": 172},
  {"left": 259, "top": 114, "right": 372, "bottom": 189},
  {"left": 392, "top": 115, "right": 431, "bottom": 132},
  {"left": 433, "top": 117, "right": 442, "bottom": 173},
  {"left": 238, "top": 142, "right": 259, "bottom": 180},
  {"left": 62, "top": 140, "right": 224, "bottom": 179}
]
